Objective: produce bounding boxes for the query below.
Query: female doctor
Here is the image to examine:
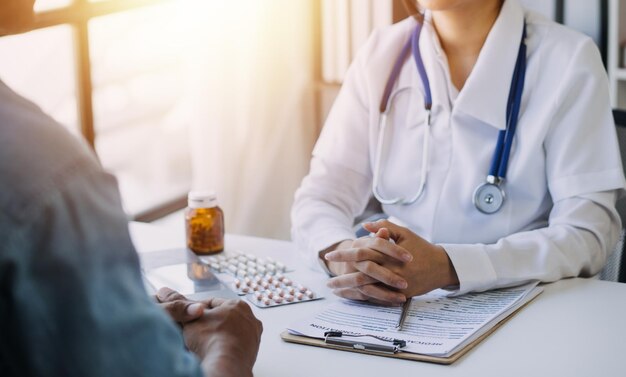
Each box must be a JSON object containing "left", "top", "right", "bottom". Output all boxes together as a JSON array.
[{"left": 291, "top": 0, "right": 626, "bottom": 305}]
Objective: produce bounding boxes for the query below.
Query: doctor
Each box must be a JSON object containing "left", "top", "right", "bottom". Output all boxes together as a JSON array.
[{"left": 291, "top": 0, "right": 625, "bottom": 305}]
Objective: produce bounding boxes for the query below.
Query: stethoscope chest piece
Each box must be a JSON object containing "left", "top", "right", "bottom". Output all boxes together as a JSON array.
[{"left": 473, "top": 178, "right": 505, "bottom": 214}]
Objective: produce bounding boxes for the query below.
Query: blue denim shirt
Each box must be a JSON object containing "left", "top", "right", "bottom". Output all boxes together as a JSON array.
[{"left": 0, "top": 80, "right": 203, "bottom": 377}]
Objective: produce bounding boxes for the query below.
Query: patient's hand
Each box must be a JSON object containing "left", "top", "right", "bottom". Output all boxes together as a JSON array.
[
  {"left": 156, "top": 288, "right": 263, "bottom": 377},
  {"left": 156, "top": 287, "right": 206, "bottom": 324}
]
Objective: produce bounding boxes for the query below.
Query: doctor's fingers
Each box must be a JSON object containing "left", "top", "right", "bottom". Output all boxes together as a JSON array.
[
  {"left": 326, "top": 263, "right": 407, "bottom": 291},
  {"left": 329, "top": 237, "right": 412, "bottom": 263},
  {"left": 325, "top": 247, "right": 386, "bottom": 264},
  {"left": 327, "top": 271, "right": 378, "bottom": 289},
  {"left": 354, "top": 260, "right": 408, "bottom": 290},
  {"left": 363, "top": 220, "right": 418, "bottom": 243},
  {"left": 357, "top": 283, "right": 407, "bottom": 305},
  {"left": 331, "top": 287, "right": 402, "bottom": 306}
]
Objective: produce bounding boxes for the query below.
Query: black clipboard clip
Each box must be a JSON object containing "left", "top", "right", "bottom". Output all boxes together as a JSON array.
[{"left": 323, "top": 331, "right": 407, "bottom": 354}]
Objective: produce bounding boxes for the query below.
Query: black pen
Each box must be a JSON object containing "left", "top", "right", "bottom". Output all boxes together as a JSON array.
[{"left": 395, "top": 299, "right": 411, "bottom": 331}]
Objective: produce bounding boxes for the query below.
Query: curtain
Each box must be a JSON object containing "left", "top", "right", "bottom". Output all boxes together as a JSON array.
[{"left": 184, "top": 0, "right": 318, "bottom": 240}]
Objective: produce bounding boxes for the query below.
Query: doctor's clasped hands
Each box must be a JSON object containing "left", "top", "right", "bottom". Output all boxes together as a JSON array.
[{"left": 324, "top": 220, "right": 460, "bottom": 305}]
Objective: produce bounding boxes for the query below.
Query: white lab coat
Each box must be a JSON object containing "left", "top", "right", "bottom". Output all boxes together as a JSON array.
[{"left": 291, "top": 0, "right": 626, "bottom": 294}]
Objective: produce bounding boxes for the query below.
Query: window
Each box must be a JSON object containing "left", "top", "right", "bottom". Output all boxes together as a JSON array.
[{"left": 0, "top": 0, "right": 197, "bottom": 220}]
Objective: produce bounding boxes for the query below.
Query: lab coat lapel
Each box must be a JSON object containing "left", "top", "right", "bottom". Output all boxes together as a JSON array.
[{"left": 454, "top": 0, "right": 525, "bottom": 130}]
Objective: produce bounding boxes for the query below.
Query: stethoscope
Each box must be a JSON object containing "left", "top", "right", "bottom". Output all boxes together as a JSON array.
[{"left": 372, "top": 20, "right": 527, "bottom": 214}]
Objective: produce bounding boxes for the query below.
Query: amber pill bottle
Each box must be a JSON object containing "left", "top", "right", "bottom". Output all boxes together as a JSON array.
[{"left": 185, "top": 191, "right": 224, "bottom": 255}]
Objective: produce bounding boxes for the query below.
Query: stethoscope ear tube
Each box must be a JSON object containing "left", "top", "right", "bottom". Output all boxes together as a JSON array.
[
  {"left": 372, "top": 23, "right": 432, "bottom": 206},
  {"left": 372, "top": 88, "right": 429, "bottom": 206}
]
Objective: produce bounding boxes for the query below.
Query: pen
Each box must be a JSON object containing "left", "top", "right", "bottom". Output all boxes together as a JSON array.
[{"left": 395, "top": 299, "right": 411, "bottom": 330}]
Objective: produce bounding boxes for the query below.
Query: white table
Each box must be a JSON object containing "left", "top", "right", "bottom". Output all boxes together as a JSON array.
[{"left": 130, "top": 222, "right": 626, "bottom": 377}]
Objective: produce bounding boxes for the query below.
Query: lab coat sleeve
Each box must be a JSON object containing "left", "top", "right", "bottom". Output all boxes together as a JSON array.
[
  {"left": 441, "top": 38, "right": 625, "bottom": 294},
  {"left": 291, "top": 158, "right": 373, "bottom": 269},
  {"left": 442, "top": 192, "right": 620, "bottom": 294},
  {"left": 291, "top": 31, "right": 380, "bottom": 269}
]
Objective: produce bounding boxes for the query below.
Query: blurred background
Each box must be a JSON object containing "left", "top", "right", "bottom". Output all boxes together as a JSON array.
[{"left": 0, "top": 0, "right": 616, "bottom": 240}]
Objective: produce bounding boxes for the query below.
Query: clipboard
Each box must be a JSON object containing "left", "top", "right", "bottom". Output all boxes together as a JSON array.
[{"left": 280, "top": 294, "right": 539, "bottom": 365}]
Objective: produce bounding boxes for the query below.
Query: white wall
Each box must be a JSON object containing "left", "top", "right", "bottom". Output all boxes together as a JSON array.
[{"left": 520, "top": 0, "right": 601, "bottom": 45}]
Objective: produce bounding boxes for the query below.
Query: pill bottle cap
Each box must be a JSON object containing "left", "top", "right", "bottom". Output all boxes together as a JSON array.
[{"left": 188, "top": 190, "right": 218, "bottom": 208}]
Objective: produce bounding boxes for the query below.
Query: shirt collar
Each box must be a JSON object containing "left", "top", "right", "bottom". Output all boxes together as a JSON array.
[{"left": 434, "top": 0, "right": 525, "bottom": 130}]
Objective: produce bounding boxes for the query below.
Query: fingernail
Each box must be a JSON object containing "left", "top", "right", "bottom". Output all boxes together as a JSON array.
[
  {"left": 398, "top": 280, "right": 408, "bottom": 289},
  {"left": 186, "top": 303, "right": 204, "bottom": 316},
  {"left": 402, "top": 253, "right": 412, "bottom": 262},
  {"left": 324, "top": 252, "right": 335, "bottom": 260}
]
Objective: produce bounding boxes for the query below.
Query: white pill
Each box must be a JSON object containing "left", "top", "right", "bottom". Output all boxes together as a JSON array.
[
  {"left": 261, "top": 281, "right": 270, "bottom": 289},
  {"left": 285, "top": 294, "right": 294, "bottom": 302},
  {"left": 241, "top": 286, "right": 250, "bottom": 293},
  {"left": 233, "top": 279, "right": 241, "bottom": 288},
  {"left": 275, "top": 273, "right": 285, "bottom": 281},
  {"left": 298, "top": 285, "right": 307, "bottom": 293},
  {"left": 273, "top": 281, "right": 281, "bottom": 288},
  {"left": 246, "top": 253, "right": 256, "bottom": 261},
  {"left": 275, "top": 288, "right": 285, "bottom": 297},
  {"left": 263, "top": 298, "right": 272, "bottom": 306},
  {"left": 238, "top": 256, "right": 248, "bottom": 263},
  {"left": 283, "top": 279, "right": 292, "bottom": 286},
  {"left": 254, "top": 276, "right": 264, "bottom": 284},
  {"left": 237, "top": 262, "right": 247, "bottom": 270},
  {"left": 228, "top": 265, "right": 238, "bottom": 274},
  {"left": 296, "top": 293, "right": 305, "bottom": 300},
  {"left": 210, "top": 263, "right": 221, "bottom": 271},
  {"left": 257, "top": 266, "right": 267, "bottom": 274},
  {"left": 247, "top": 261, "right": 257, "bottom": 267},
  {"left": 254, "top": 292, "right": 263, "bottom": 300},
  {"left": 276, "top": 262, "right": 286, "bottom": 272},
  {"left": 247, "top": 267, "right": 257, "bottom": 275},
  {"left": 305, "top": 290, "right": 315, "bottom": 299},
  {"left": 287, "top": 287, "right": 295, "bottom": 295},
  {"left": 266, "top": 291, "right": 275, "bottom": 299},
  {"left": 273, "top": 297, "right": 283, "bottom": 304},
  {"left": 237, "top": 269, "right": 247, "bottom": 277}
]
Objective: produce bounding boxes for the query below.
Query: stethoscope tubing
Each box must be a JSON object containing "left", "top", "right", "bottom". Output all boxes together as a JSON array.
[
  {"left": 373, "top": 19, "right": 527, "bottom": 213},
  {"left": 490, "top": 25, "right": 527, "bottom": 180}
]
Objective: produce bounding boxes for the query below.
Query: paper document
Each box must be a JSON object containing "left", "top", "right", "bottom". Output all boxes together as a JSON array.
[{"left": 287, "top": 283, "right": 542, "bottom": 357}]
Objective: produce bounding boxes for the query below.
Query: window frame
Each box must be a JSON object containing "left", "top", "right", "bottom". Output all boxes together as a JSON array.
[
  {"left": 8, "top": 0, "right": 172, "bottom": 149},
  {"left": 1, "top": 0, "right": 187, "bottom": 221}
]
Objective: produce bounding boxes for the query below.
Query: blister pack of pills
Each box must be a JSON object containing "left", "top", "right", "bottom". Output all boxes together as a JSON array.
[{"left": 200, "top": 251, "right": 322, "bottom": 308}]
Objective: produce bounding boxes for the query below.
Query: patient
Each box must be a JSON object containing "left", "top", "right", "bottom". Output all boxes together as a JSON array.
[{"left": 0, "top": 2, "right": 262, "bottom": 377}]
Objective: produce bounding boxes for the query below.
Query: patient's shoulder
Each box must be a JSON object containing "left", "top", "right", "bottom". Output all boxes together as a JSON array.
[{"left": 0, "top": 79, "right": 101, "bottom": 217}]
